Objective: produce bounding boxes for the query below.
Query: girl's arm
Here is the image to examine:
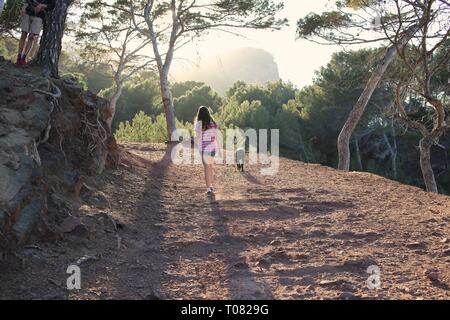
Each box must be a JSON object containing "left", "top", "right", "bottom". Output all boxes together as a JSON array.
[
  {"left": 194, "top": 121, "right": 202, "bottom": 150},
  {"left": 215, "top": 125, "right": 223, "bottom": 158}
]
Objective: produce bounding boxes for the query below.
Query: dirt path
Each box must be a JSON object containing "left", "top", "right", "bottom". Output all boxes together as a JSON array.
[{"left": 0, "top": 143, "right": 449, "bottom": 299}]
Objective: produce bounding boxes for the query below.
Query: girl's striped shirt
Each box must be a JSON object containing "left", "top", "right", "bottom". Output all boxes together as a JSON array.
[{"left": 195, "top": 121, "right": 219, "bottom": 152}]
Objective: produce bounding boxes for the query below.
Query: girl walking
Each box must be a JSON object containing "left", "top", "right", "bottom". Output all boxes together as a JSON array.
[{"left": 194, "top": 106, "right": 219, "bottom": 195}]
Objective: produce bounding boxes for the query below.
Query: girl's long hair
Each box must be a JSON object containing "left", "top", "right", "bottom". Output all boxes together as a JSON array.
[{"left": 195, "top": 106, "right": 216, "bottom": 130}]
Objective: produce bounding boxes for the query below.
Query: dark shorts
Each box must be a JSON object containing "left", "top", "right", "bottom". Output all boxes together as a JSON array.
[{"left": 202, "top": 150, "right": 216, "bottom": 157}]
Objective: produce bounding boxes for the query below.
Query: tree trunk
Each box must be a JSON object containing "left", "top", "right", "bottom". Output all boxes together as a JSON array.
[
  {"left": 337, "top": 24, "right": 419, "bottom": 171},
  {"left": 419, "top": 137, "right": 438, "bottom": 193},
  {"left": 390, "top": 125, "right": 398, "bottom": 180},
  {"left": 159, "top": 67, "right": 177, "bottom": 141},
  {"left": 354, "top": 136, "right": 363, "bottom": 171},
  {"left": 106, "top": 83, "right": 123, "bottom": 130},
  {"left": 146, "top": 12, "right": 177, "bottom": 141},
  {"left": 33, "top": 0, "right": 71, "bottom": 78}
]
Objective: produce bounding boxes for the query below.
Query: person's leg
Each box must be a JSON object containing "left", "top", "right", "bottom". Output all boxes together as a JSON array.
[
  {"left": 18, "top": 32, "right": 28, "bottom": 59},
  {"left": 208, "top": 163, "right": 214, "bottom": 188},
  {"left": 18, "top": 13, "right": 31, "bottom": 62},
  {"left": 202, "top": 153, "right": 215, "bottom": 190},
  {"left": 203, "top": 163, "right": 210, "bottom": 188},
  {"left": 21, "top": 17, "right": 42, "bottom": 62},
  {"left": 23, "top": 33, "right": 37, "bottom": 58},
  {"left": 202, "top": 153, "right": 211, "bottom": 188},
  {"left": 27, "top": 36, "right": 40, "bottom": 61}
]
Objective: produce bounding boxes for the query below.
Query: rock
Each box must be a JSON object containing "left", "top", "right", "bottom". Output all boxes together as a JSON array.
[
  {"left": 43, "top": 293, "right": 67, "bottom": 300},
  {"left": 423, "top": 269, "right": 440, "bottom": 281},
  {"left": 59, "top": 215, "right": 82, "bottom": 233},
  {"left": 338, "top": 292, "right": 358, "bottom": 300},
  {"left": 75, "top": 255, "right": 98, "bottom": 266},
  {"left": 70, "top": 224, "right": 90, "bottom": 238},
  {"left": 309, "top": 228, "right": 327, "bottom": 237},
  {"left": 98, "top": 212, "right": 117, "bottom": 233},
  {"left": 0, "top": 209, "right": 8, "bottom": 231},
  {"left": 48, "top": 278, "right": 62, "bottom": 287},
  {"left": 0, "top": 108, "right": 25, "bottom": 126},
  {"left": 269, "top": 248, "right": 290, "bottom": 260},
  {"left": 0, "top": 164, "right": 22, "bottom": 203},
  {"left": 406, "top": 241, "right": 426, "bottom": 249},
  {"left": 11, "top": 198, "right": 45, "bottom": 247},
  {"left": 256, "top": 258, "right": 271, "bottom": 268},
  {"left": 88, "top": 191, "right": 109, "bottom": 208},
  {"left": 233, "top": 261, "right": 249, "bottom": 269},
  {"left": 50, "top": 193, "right": 78, "bottom": 213},
  {"left": 294, "top": 253, "right": 309, "bottom": 260},
  {"left": 145, "top": 289, "right": 165, "bottom": 300},
  {"left": 443, "top": 248, "right": 450, "bottom": 256},
  {"left": 0, "top": 60, "right": 118, "bottom": 254},
  {"left": 319, "top": 279, "right": 341, "bottom": 286},
  {"left": 269, "top": 239, "right": 281, "bottom": 246},
  {"left": 319, "top": 279, "right": 355, "bottom": 292}
]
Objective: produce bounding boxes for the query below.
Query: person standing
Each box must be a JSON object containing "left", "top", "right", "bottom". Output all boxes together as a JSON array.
[
  {"left": 194, "top": 106, "right": 220, "bottom": 195},
  {"left": 16, "top": 0, "right": 55, "bottom": 66},
  {"left": 0, "top": 0, "right": 5, "bottom": 16}
]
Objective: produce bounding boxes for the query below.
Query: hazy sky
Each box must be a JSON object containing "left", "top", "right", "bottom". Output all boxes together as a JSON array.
[{"left": 172, "top": 0, "right": 341, "bottom": 89}]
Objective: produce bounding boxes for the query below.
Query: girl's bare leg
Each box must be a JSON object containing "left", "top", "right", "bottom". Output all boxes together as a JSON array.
[
  {"left": 202, "top": 155, "right": 214, "bottom": 189},
  {"left": 208, "top": 163, "right": 214, "bottom": 188},
  {"left": 203, "top": 163, "right": 211, "bottom": 188}
]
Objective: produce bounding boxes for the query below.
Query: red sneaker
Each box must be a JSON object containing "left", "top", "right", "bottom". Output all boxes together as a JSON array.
[{"left": 19, "top": 57, "right": 27, "bottom": 66}]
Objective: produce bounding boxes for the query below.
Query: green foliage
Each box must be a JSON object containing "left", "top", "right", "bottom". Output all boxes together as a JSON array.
[
  {"left": 99, "top": 73, "right": 163, "bottom": 130},
  {"left": 115, "top": 111, "right": 192, "bottom": 143},
  {"left": 174, "top": 85, "right": 222, "bottom": 122},
  {"left": 225, "top": 80, "right": 297, "bottom": 114},
  {"left": 275, "top": 97, "right": 310, "bottom": 161},
  {"left": 148, "top": 0, "right": 288, "bottom": 34},
  {"left": 0, "top": 37, "right": 18, "bottom": 60},
  {"left": 61, "top": 72, "right": 89, "bottom": 91},
  {"left": 338, "top": 0, "right": 378, "bottom": 9},
  {"left": 218, "top": 80, "right": 309, "bottom": 159},
  {"left": 0, "top": 0, "right": 22, "bottom": 33},
  {"left": 59, "top": 48, "right": 114, "bottom": 93},
  {"left": 171, "top": 81, "right": 206, "bottom": 98},
  {"left": 297, "top": 11, "right": 351, "bottom": 39},
  {"left": 298, "top": 48, "right": 389, "bottom": 165}
]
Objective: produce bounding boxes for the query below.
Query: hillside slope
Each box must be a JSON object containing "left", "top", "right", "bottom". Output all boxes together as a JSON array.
[{"left": 0, "top": 143, "right": 448, "bottom": 300}]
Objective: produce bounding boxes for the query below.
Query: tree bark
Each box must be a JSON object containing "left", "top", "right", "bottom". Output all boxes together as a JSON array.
[
  {"left": 390, "top": 124, "right": 398, "bottom": 179},
  {"left": 419, "top": 137, "right": 438, "bottom": 193},
  {"left": 33, "top": 0, "right": 71, "bottom": 78},
  {"left": 159, "top": 67, "right": 177, "bottom": 141},
  {"left": 382, "top": 132, "right": 398, "bottom": 179},
  {"left": 337, "top": 24, "right": 419, "bottom": 171},
  {"left": 144, "top": 0, "right": 179, "bottom": 141},
  {"left": 354, "top": 136, "right": 363, "bottom": 171},
  {"left": 106, "top": 83, "right": 123, "bottom": 130}
]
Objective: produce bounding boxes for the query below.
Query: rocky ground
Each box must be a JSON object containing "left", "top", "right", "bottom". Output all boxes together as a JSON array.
[{"left": 0, "top": 143, "right": 449, "bottom": 300}]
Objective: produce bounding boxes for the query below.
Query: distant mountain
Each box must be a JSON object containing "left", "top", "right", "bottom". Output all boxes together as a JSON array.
[{"left": 171, "top": 47, "right": 280, "bottom": 95}]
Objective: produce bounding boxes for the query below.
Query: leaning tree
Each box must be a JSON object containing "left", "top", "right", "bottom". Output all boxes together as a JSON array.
[
  {"left": 125, "top": 0, "right": 287, "bottom": 141},
  {"left": 75, "top": 0, "right": 155, "bottom": 129},
  {"left": 296, "top": 0, "right": 449, "bottom": 172},
  {"left": 392, "top": 30, "right": 449, "bottom": 193}
]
